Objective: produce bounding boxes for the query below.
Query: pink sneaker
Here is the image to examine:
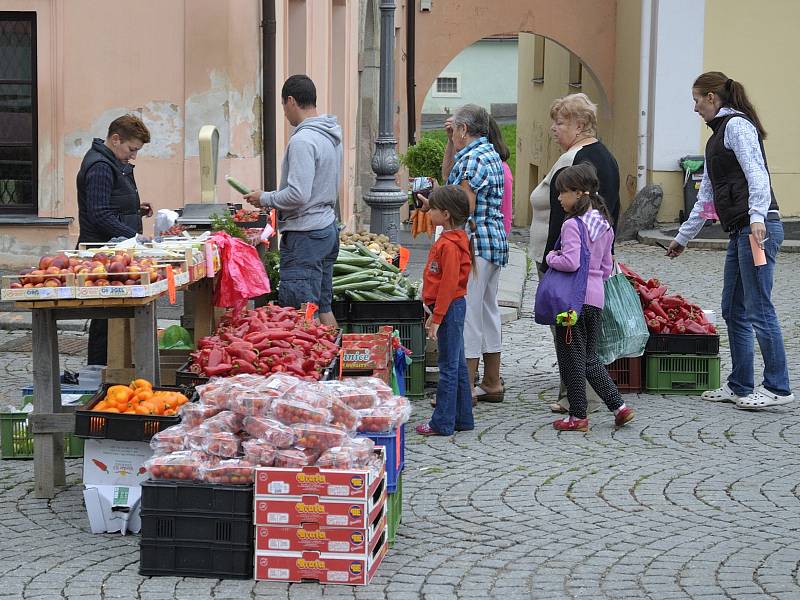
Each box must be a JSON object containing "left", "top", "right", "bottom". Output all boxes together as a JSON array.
[
  {"left": 614, "top": 407, "right": 635, "bottom": 427},
  {"left": 553, "top": 416, "right": 589, "bottom": 432}
]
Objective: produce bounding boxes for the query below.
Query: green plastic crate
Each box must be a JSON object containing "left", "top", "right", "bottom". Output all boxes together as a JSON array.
[
  {"left": 0, "top": 412, "right": 85, "bottom": 459},
  {"left": 387, "top": 471, "right": 402, "bottom": 546},
  {"left": 346, "top": 320, "right": 426, "bottom": 360},
  {"left": 645, "top": 353, "right": 721, "bottom": 394}
]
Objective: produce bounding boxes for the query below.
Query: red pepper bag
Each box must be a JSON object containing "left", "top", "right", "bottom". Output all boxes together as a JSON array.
[{"left": 212, "top": 232, "right": 271, "bottom": 311}]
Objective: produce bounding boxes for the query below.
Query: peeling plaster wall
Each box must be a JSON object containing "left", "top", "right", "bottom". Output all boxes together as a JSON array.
[{"left": 0, "top": 0, "right": 359, "bottom": 268}]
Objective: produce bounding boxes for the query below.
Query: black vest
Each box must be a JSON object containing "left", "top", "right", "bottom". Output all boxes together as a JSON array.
[
  {"left": 76, "top": 138, "right": 142, "bottom": 243},
  {"left": 705, "top": 113, "right": 779, "bottom": 232}
]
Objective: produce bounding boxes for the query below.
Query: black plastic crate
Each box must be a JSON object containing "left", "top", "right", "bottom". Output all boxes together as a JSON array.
[
  {"left": 74, "top": 384, "right": 184, "bottom": 442},
  {"left": 140, "top": 479, "right": 253, "bottom": 518},
  {"left": 645, "top": 333, "right": 719, "bottom": 355},
  {"left": 348, "top": 300, "right": 424, "bottom": 322},
  {"left": 332, "top": 299, "right": 349, "bottom": 322},
  {"left": 175, "top": 361, "right": 210, "bottom": 387},
  {"left": 141, "top": 511, "right": 253, "bottom": 544},
  {"left": 139, "top": 540, "right": 252, "bottom": 579}
]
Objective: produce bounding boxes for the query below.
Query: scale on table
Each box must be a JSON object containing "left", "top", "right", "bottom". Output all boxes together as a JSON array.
[{"left": 176, "top": 125, "right": 230, "bottom": 228}]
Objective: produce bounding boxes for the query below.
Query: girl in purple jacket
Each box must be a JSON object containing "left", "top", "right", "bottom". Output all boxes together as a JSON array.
[{"left": 547, "top": 163, "right": 635, "bottom": 432}]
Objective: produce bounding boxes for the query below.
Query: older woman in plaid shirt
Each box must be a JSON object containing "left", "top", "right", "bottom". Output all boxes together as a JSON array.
[{"left": 442, "top": 104, "right": 509, "bottom": 403}]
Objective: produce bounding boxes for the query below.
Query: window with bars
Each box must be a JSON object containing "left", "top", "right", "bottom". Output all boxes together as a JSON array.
[
  {"left": 432, "top": 74, "right": 461, "bottom": 97},
  {"left": 0, "top": 13, "right": 36, "bottom": 213}
]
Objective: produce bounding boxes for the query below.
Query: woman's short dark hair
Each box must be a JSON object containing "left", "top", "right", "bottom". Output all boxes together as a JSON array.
[
  {"left": 282, "top": 74, "right": 317, "bottom": 108},
  {"left": 107, "top": 115, "right": 150, "bottom": 144},
  {"left": 487, "top": 115, "right": 510, "bottom": 162}
]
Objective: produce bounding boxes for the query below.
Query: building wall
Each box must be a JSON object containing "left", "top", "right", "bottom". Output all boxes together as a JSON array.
[
  {"left": 421, "top": 39, "right": 518, "bottom": 116},
  {"left": 514, "top": 36, "right": 612, "bottom": 227},
  {"left": 698, "top": 0, "right": 800, "bottom": 219},
  {"left": 0, "top": 0, "right": 360, "bottom": 268}
]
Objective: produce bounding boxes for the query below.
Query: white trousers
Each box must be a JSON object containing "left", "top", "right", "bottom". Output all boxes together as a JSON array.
[{"left": 464, "top": 256, "right": 502, "bottom": 359}]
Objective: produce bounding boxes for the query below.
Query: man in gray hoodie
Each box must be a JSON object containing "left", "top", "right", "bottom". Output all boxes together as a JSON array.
[{"left": 245, "top": 75, "right": 342, "bottom": 326}]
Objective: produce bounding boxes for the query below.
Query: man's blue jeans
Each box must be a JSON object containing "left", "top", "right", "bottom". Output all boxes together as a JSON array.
[
  {"left": 721, "top": 220, "right": 791, "bottom": 396},
  {"left": 430, "top": 297, "right": 474, "bottom": 435}
]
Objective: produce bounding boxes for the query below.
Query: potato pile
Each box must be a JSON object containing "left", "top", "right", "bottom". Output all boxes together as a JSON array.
[{"left": 339, "top": 231, "right": 399, "bottom": 260}]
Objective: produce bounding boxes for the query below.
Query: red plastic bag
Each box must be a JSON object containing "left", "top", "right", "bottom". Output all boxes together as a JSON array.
[{"left": 211, "top": 232, "right": 271, "bottom": 311}]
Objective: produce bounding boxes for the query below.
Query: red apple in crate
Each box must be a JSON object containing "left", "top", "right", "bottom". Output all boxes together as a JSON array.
[
  {"left": 68, "top": 257, "right": 79, "bottom": 268},
  {"left": 94, "top": 279, "right": 109, "bottom": 286},
  {"left": 9, "top": 282, "right": 22, "bottom": 289},
  {"left": 44, "top": 266, "right": 61, "bottom": 276},
  {"left": 28, "top": 270, "right": 45, "bottom": 285},
  {"left": 50, "top": 254, "right": 70, "bottom": 270},
  {"left": 107, "top": 261, "right": 127, "bottom": 281},
  {"left": 43, "top": 278, "right": 61, "bottom": 287},
  {"left": 92, "top": 253, "right": 110, "bottom": 266},
  {"left": 124, "top": 279, "right": 138, "bottom": 286},
  {"left": 23, "top": 283, "right": 34, "bottom": 288},
  {"left": 110, "top": 281, "right": 125, "bottom": 287},
  {"left": 115, "top": 251, "right": 132, "bottom": 266},
  {"left": 38, "top": 255, "right": 53, "bottom": 270},
  {"left": 127, "top": 265, "right": 142, "bottom": 281}
]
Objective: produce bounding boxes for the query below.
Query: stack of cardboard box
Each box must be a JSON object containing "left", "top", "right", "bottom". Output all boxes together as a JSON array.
[{"left": 253, "top": 450, "right": 388, "bottom": 585}]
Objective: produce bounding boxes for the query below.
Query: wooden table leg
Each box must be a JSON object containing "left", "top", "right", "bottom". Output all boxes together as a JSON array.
[
  {"left": 133, "top": 302, "right": 159, "bottom": 385},
  {"left": 191, "top": 278, "right": 216, "bottom": 341},
  {"left": 32, "top": 309, "right": 63, "bottom": 498}
]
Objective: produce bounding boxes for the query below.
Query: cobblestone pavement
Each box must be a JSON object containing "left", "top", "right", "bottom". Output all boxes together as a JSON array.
[{"left": 1, "top": 242, "right": 799, "bottom": 599}]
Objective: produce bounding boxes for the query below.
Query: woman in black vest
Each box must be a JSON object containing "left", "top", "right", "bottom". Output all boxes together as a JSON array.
[
  {"left": 667, "top": 72, "right": 793, "bottom": 410},
  {"left": 76, "top": 115, "right": 152, "bottom": 365}
]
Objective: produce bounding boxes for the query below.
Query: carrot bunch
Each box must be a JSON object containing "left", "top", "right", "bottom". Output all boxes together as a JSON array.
[{"left": 410, "top": 208, "right": 435, "bottom": 238}]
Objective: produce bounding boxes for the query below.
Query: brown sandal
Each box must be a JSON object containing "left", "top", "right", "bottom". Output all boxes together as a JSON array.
[{"left": 549, "top": 403, "right": 568, "bottom": 414}]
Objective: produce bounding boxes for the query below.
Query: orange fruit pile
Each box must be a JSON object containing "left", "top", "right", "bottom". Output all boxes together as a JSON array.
[{"left": 92, "top": 379, "right": 189, "bottom": 416}]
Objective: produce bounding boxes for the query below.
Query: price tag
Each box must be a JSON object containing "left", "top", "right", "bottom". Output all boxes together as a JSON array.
[
  {"left": 304, "top": 302, "right": 318, "bottom": 323},
  {"left": 166, "top": 265, "right": 176, "bottom": 304}
]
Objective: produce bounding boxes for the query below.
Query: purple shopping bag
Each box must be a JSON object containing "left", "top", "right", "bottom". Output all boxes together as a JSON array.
[{"left": 534, "top": 218, "right": 590, "bottom": 325}]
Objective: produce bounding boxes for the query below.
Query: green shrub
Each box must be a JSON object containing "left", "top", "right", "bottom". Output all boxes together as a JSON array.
[{"left": 399, "top": 137, "right": 446, "bottom": 184}]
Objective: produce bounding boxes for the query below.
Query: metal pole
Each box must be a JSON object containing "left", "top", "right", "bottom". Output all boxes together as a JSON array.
[{"left": 363, "top": 0, "right": 407, "bottom": 243}]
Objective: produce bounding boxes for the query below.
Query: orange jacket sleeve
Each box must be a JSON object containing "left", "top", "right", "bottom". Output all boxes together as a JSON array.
[{"left": 432, "top": 242, "right": 462, "bottom": 325}]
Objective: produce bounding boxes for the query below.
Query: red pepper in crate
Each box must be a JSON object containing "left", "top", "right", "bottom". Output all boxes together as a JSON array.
[
  {"left": 684, "top": 320, "right": 708, "bottom": 334},
  {"left": 647, "top": 318, "right": 663, "bottom": 333},
  {"left": 648, "top": 300, "right": 669, "bottom": 320}
]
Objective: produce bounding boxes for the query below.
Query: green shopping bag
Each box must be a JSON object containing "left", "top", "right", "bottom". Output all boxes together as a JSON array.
[{"left": 597, "top": 273, "right": 650, "bottom": 365}]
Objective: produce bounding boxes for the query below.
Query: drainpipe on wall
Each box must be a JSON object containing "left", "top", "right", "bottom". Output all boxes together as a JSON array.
[
  {"left": 406, "top": 0, "right": 416, "bottom": 146},
  {"left": 262, "top": 0, "right": 277, "bottom": 190},
  {"left": 636, "top": 0, "right": 653, "bottom": 192}
]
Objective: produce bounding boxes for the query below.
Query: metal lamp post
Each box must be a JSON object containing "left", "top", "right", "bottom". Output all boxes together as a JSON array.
[{"left": 363, "top": 0, "right": 408, "bottom": 243}]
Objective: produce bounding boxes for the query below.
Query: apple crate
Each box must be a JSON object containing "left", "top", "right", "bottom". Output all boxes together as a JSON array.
[{"left": 1, "top": 272, "right": 76, "bottom": 301}]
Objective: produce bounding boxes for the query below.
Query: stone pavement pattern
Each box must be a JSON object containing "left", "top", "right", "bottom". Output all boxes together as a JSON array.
[{"left": 1, "top": 242, "right": 799, "bottom": 599}]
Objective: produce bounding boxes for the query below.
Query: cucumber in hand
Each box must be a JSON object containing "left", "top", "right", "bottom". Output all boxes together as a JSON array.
[{"left": 225, "top": 175, "right": 252, "bottom": 195}]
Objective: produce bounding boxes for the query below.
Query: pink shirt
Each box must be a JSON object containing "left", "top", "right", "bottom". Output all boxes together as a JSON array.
[
  {"left": 546, "top": 217, "right": 614, "bottom": 309},
  {"left": 501, "top": 162, "right": 513, "bottom": 236}
]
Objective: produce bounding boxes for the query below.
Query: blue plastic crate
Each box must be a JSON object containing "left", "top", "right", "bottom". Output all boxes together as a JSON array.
[{"left": 358, "top": 424, "right": 404, "bottom": 493}]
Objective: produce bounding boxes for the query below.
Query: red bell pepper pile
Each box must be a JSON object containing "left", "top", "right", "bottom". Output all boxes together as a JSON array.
[
  {"left": 189, "top": 305, "right": 340, "bottom": 380},
  {"left": 618, "top": 263, "right": 717, "bottom": 335}
]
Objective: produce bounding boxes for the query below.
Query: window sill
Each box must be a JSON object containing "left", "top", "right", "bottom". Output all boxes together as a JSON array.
[{"left": 0, "top": 215, "right": 73, "bottom": 227}]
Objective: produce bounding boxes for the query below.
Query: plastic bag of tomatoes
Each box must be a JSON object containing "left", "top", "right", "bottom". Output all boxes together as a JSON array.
[
  {"left": 179, "top": 403, "right": 223, "bottom": 428},
  {"left": 272, "top": 398, "right": 331, "bottom": 426},
  {"left": 145, "top": 451, "right": 204, "bottom": 481},
  {"left": 242, "top": 439, "right": 276, "bottom": 466},
  {"left": 291, "top": 423, "right": 350, "bottom": 451},
  {"left": 149, "top": 424, "right": 191, "bottom": 455},
  {"left": 242, "top": 416, "right": 295, "bottom": 448},
  {"left": 200, "top": 458, "right": 254, "bottom": 485}
]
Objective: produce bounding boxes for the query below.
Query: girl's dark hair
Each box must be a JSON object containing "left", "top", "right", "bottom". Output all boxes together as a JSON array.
[
  {"left": 693, "top": 71, "right": 766, "bottom": 138},
  {"left": 555, "top": 162, "right": 613, "bottom": 223},
  {"left": 428, "top": 185, "right": 476, "bottom": 270},
  {"left": 486, "top": 115, "right": 510, "bottom": 162}
]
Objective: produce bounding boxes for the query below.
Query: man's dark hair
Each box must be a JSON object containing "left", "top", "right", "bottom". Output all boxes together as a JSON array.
[{"left": 281, "top": 75, "right": 317, "bottom": 108}]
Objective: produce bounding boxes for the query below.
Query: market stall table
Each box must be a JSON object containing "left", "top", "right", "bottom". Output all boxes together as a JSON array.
[{"left": 21, "top": 295, "right": 161, "bottom": 499}]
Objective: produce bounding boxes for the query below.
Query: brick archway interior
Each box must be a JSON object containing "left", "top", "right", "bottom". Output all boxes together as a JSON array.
[{"left": 413, "top": 0, "right": 616, "bottom": 123}]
